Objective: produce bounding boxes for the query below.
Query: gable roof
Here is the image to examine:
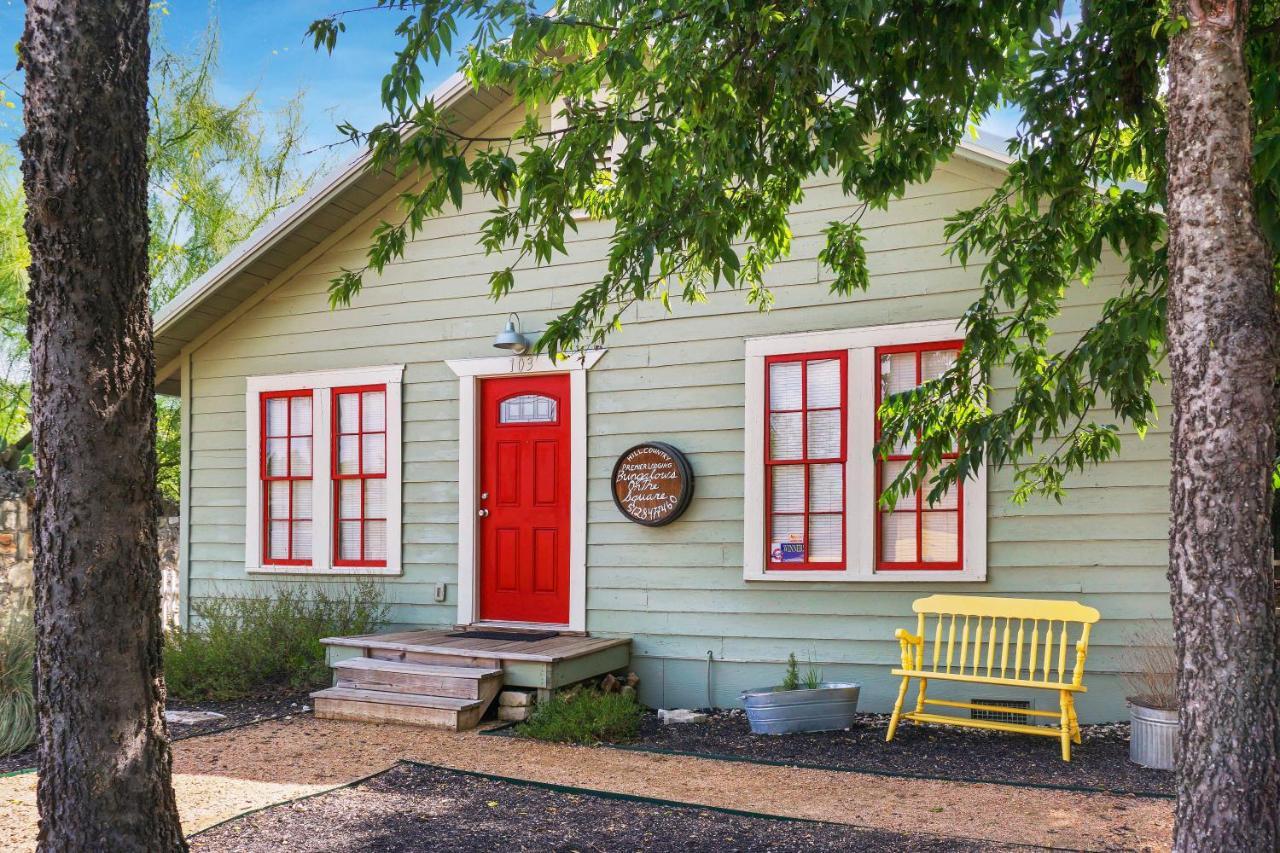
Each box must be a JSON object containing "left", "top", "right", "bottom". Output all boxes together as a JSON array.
[{"left": 152, "top": 74, "right": 1012, "bottom": 395}]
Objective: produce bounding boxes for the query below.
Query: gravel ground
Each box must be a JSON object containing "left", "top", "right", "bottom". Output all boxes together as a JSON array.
[
  {"left": 191, "top": 761, "right": 1010, "bottom": 853},
  {"left": 0, "top": 692, "right": 312, "bottom": 774},
  {"left": 570, "top": 710, "right": 1173, "bottom": 797}
]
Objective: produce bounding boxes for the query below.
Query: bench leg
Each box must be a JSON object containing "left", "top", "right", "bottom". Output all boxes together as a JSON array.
[
  {"left": 886, "top": 675, "right": 911, "bottom": 742},
  {"left": 1058, "top": 691, "right": 1072, "bottom": 761},
  {"left": 913, "top": 677, "right": 928, "bottom": 714},
  {"left": 1066, "top": 693, "right": 1081, "bottom": 744}
]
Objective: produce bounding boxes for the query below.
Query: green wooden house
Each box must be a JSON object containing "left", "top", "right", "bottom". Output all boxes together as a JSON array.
[{"left": 153, "top": 74, "right": 1170, "bottom": 726}]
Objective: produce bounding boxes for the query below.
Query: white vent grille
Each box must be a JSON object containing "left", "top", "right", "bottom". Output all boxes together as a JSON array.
[{"left": 970, "top": 698, "right": 1031, "bottom": 724}]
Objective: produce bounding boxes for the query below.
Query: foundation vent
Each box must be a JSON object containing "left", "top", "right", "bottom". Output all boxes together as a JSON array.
[{"left": 970, "top": 698, "right": 1032, "bottom": 725}]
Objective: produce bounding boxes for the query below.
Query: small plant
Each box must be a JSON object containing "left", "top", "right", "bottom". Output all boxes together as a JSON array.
[
  {"left": 802, "top": 657, "right": 823, "bottom": 690},
  {"left": 0, "top": 593, "right": 35, "bottom": 756},
  {"left": 779, "top": 652, "right": 822, "bottom": 690},
  {"left": 164, "top": 580, "right": 387, "bottom": 701},
  {"left": 516, "top": 687, "right": 642, "bottom": 744},
  {"left": 1123, "top": 625, "right": 1178, "bottom": 712},
  {"left": 780, "top": 652, "right": 801, "bottom": 691}
]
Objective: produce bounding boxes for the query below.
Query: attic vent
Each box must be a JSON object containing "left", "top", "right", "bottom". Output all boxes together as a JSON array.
[{"left": 970, "top": 698, "right": 1032, "bottom": 725}]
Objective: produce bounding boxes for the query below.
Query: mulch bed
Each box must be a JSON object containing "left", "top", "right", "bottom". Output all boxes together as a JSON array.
[
  {"left": 0, "top": 692, "right": 313, "bottom": 775},
  {"left": 599, "top": 710, "right": 1173, "bottom": 797},
  {"left": 190, "top": 761, "right": 1007, "bottom": 852}
]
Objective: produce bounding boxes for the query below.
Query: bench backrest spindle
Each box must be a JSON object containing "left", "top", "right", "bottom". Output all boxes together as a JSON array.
[{"left": 909, "top": 595, "right": 1100, "bottom": 688}]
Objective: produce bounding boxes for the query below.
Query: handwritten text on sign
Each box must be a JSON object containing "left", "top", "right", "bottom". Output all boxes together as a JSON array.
[{"left": 611, "top": 443, "right": 693, "bottom": 526}]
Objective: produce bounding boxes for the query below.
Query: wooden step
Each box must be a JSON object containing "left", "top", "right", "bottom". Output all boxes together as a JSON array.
[
  {"left": 333, "top": 657, "right": 502, "bottom": 699},
  {"left": 311, "top": 686, "right": 490, "bottom": 731}
]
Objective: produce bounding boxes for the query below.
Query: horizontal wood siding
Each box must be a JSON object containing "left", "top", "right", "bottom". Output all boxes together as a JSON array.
[{"left": 183, "top": 105, "right": 1168, "bottom": 718}]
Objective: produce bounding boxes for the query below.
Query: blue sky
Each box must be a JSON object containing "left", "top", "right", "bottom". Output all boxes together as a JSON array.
[
  {"left": 0, "top": 1, "right": 1030, "bottom": 169},
  {"left": 0, "top": 0, "right": 457, "bottom": 164}
]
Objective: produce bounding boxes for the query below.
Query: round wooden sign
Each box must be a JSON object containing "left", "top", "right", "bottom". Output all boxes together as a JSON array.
[{"left": 611, "top": 442, "right": 694, "bottom": 527}]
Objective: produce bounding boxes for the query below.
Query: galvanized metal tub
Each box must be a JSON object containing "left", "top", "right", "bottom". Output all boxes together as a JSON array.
[
  {"left": 741, "top": 683, "right": 860, "bottom": 735},
  {"left": 1129, "top": 701, "right": 1177, "bottom": 770}
]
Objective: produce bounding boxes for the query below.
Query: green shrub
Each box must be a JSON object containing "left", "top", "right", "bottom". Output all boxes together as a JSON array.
[
  {"left": 516, "top": 687, "right": 642, "bottom": 744},
  {"left": 165, "top": 581, "right": 387, "bottom": 701},
  {"left": 0, "top": 594, "right": 35, "bottom": 756}
]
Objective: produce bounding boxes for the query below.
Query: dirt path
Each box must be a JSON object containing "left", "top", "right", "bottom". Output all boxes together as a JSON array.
[{"left": 0, "top": 716, "right": 1173, "bottom": 851}]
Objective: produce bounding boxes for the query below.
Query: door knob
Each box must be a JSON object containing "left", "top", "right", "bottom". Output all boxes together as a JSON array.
[{"left": 478, "top": 508, "right": 490, "bottom": 518}]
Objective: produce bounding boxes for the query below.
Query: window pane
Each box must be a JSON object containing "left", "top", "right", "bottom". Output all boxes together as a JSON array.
[
  {"left": 364, "top": 478, "right": 387, "bottom": 518},
  {"left": 265, "top": 438, "right": 288, "bottom": 477},
  {"left": 268, "top": 481, "right": 289, "bottom": 519},
  {"left": 808, "top": 464, "right": 843, "bottom": 512},
  {"left": 338, "top": 521, "right": 361, "bottom": 560},
  {"left": 809, "top": 514, "right": 843, "bottom": 562},
  {"left": 880, "top": 512, "right": 917, "bottom": 563},
  {"left": 291, "top": 521, "right": 313, "bottom": 560},
  {"left": 770, "top": 466, "right": 804, "bottom": 513},
  {"left": 289, "top": 437, "right": 312, "bottom": 477},
  {"left": 806, "top": 358, "right": 841, "bottom": 409},
  {"left": 269, "top": 521, "right": 289, "bottom": 560},
  {"left": 362, "top": 433, "right": 386, "bottom": 475},
  {"left": 880, "top": 459, "right": 913, "bottom": 505},
  {"left": 290, "top": 395, "right": 312, "bottom": 436},
  {"left": 337, "top": 392, "right": 359, "bottom": 434},
  {"left": 769, "top": 514, "right": 805, "bottom": 564},
  {"left": 499, "top": 394, "right": 557, "bottom": 424},
  {"left": 291, "top": 481, "right": 312, "bottom": 520},
  {"left": 364, "top": 521, "right": 387, "bottom": 559},
  {"left": 806, "top": 410, "right": 841, "bottom": 458},
  {"left": 265, "top": 397, "right": 287, "bottom": 437},
  {"left": 922, "top": 467, "right": 958, "bottom": 510},
  {"left": 338, "top": 479, "right": 361, "bottom": 519},
  {"left": 923, "top": 512, "right": 959, "bottom": 563},
  {"left": 768, "top": 362, "right": 802, "bottom": 411},
  {"left": 362, "top": 391, "right": 386, "bottom": 431},
  {"left": 922, "top": 348, "right": 957, "bottom": 382},
  {"left": 880, "top": 352, "right": 917, "bottom": 398},
  {"left": 337, "top": 435, "right": 359, "bottom": 475},
  {"left": 768, "top": 412, "right": 803, "bottom": 460}
]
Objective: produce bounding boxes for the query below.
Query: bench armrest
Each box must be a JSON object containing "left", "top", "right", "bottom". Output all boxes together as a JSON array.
[{"left": 895, "top": 629, "right": 923, "bottom": 669}]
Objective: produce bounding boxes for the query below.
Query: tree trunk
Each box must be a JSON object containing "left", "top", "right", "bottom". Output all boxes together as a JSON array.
[
  {"left": 19, "top": 2, "right": 186, "bottom": 850},
  {"left": 1165, "top": 1, "right": 1280, "bottom": 849}
]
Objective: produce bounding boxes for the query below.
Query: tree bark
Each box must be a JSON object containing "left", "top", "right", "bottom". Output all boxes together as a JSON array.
[
  {"left": 20, "top": 2, "right": 186, "bottom": 850},
  {"left": 1165, "top": 1, "right": 1280, "bottom": 849}
]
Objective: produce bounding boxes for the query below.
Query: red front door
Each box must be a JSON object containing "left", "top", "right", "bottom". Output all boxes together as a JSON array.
[{"left": 478, "top": 374, "right": 571, "bottom": 624}]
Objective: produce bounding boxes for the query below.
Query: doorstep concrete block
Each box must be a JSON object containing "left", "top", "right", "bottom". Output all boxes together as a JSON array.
[
  {"left": 498, "top": 705, "right": 533, "bottom": 722},
  {"left": 499, "top": 690, "right": 535, "bottom": 707}
]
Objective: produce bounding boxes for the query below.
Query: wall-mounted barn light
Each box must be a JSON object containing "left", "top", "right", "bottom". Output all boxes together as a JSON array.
[{"left": 493, "top": 312, "right": 530, "bottom": 354}]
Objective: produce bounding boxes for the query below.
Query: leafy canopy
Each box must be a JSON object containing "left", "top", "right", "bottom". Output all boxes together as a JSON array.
[{"left": 311, "top": 0, "right": 1280, "bottom": 503}]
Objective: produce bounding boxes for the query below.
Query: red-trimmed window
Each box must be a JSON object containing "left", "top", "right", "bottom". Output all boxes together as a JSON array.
[
  {"left": 876, "top": 341, "right": 963, "bottom": 570},
  {"left": 332, "top": 385, "right": 388, "bottom": 567},
  {"left": 765, "top": 351, "right": 847, "bottom": 570},
  {"left": 260, "top": 390, "right": 313, "bottom": 566}
]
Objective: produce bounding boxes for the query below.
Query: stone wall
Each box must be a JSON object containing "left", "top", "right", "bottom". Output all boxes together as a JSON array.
[
  {"left": 0, "top": 470, "right": 33, "bottom": 611},
  {"left": 0, "top": 472, "right": 181, "bottom": 626}
]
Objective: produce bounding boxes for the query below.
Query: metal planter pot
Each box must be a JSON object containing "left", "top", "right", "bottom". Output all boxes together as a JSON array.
[
  {"left": 1129, "top": 701, "right": 1178, "bottom": 770},
  {"left": 741, "top": 683, "right": 861, "bottom": 735}
]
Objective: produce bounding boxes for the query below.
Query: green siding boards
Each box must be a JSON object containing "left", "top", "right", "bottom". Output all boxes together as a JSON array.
[{"left": 179, "top": 104, "right": 1169, "bottom": 720}]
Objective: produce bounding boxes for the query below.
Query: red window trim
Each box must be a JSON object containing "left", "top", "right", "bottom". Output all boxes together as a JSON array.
[
  {"left": 331, "top": 384, "right": 388, "bottom": 568},
  {"left": 260, "top": 389, "right": 313, "bottom": 567},
  {"left": 874, "top": 340, "right": 964, "bottom": 571},
  {"left": 764, "top": 350, "right": 848, "bottom": 571}
]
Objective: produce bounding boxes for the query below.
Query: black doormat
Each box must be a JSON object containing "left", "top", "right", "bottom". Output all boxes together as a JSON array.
[{"left": 448, "top": 630, "right": 559, "bottom": 642}]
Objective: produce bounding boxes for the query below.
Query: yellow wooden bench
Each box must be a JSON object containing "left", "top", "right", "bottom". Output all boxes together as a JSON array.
[{"left": 886, "top": 594, "right": 1101, "bottom": 761}]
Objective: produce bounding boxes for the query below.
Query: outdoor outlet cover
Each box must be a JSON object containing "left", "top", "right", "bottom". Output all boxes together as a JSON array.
[{"left": 434, "top": 582, "right": 447, "bottom": 602}]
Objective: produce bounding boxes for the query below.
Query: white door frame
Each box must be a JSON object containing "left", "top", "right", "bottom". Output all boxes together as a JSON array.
[{"left": 446, "top": 351, "right": 605, "bottom": 632}]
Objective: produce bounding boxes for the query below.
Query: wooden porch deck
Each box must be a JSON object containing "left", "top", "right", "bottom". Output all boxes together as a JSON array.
[{"left": 321, "top": 629, "right": 632, "bottom": 699}]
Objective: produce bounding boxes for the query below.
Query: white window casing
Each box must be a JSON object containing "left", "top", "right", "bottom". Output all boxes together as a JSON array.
[
  {"left": 744, "top": 320, "right": 987, "bottom": 582},
  {"left": 245, "top": 364, "right": 404, "bottom": 575}
]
